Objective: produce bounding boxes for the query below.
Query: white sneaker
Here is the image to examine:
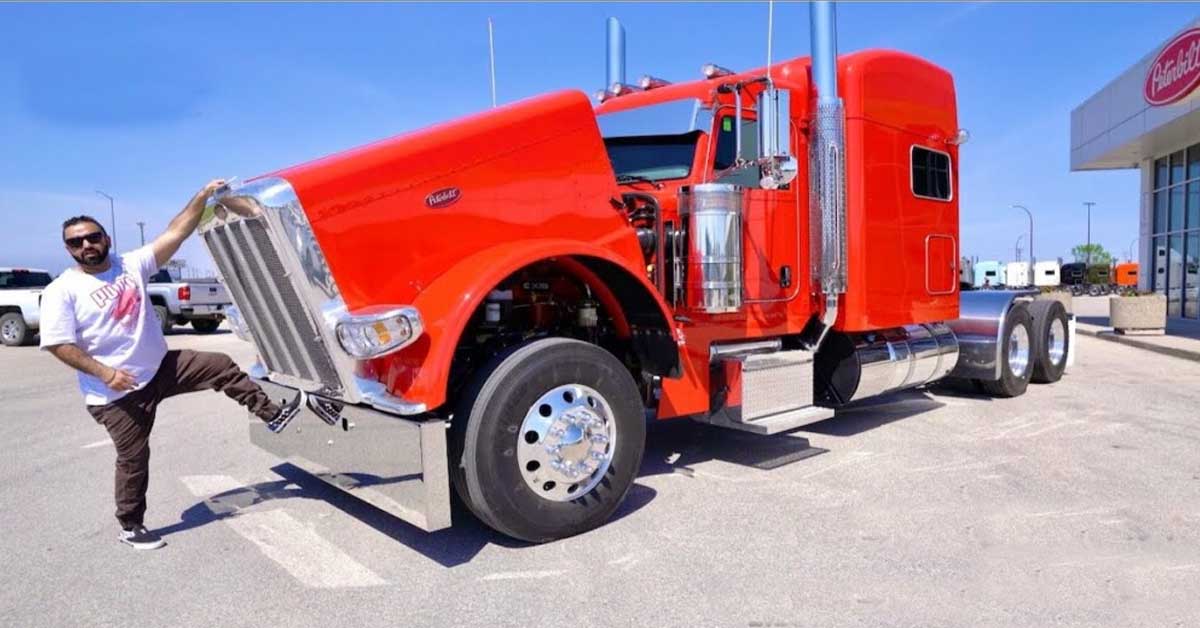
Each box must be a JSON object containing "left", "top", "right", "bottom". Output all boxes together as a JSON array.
[{"left": 119, "top": 525, "right": 166, "bottom": 550}]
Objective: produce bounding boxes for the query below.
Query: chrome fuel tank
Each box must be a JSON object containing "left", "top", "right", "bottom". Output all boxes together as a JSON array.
[{"left": 815, "top": 322, "right": 959, "bottom": 406}]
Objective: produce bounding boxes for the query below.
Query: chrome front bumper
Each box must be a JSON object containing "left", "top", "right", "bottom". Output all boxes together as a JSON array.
[{"left": 251, "top": 377, "right": 451, "bottom": 532}]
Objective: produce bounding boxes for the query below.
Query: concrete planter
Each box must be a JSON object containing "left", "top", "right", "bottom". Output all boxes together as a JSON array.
[
  {"left": 1109, "top": 294, "right": 1166, "bottom": 335},
  {"left": 1036, "top": 290, "right": 1073, "bottom": 315}
]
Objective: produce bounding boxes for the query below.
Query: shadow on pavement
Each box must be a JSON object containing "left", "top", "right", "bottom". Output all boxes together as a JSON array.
[
  {"left": 640, "top": 418, "right": 829, "bottom": 477},
  {"left": 801, "top": 389, "right": 947, "bottom": 437},
  {"left": 164, "top": 462, "right": 657, "bottom": 567}
]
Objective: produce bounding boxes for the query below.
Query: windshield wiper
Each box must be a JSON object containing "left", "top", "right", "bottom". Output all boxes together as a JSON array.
[{"left": 616, "top": 174, "right": 663, "bottom": 189}]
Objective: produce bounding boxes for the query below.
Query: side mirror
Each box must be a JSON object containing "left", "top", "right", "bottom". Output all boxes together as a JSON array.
[{"left": 756, "top": 85, "right": 798, "bottom": 189}]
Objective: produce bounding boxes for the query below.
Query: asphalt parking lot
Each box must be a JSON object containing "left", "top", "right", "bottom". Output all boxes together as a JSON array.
[{"left": 2, "top": 328, "right": 1198, "bottom": 628}]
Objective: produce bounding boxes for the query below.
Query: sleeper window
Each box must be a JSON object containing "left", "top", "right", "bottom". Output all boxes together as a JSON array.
[{"left": 912, "top": 146, "right": 952, "bottom": 201}]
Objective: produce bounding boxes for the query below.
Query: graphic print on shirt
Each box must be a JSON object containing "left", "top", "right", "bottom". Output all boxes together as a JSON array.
[{"left": 89, "top": 273, "right": 142, "bottom": 329}]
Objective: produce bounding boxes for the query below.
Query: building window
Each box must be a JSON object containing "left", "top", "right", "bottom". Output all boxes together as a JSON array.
[
  {"left": 1187, "top": 233, "right": 1199, "bottom": 319},
  {"left": 1150, "top": 143, "right": 1200, "bottom": 319},
  {"left": 912, "top": 146, "right": 952, "bottom": 201}
]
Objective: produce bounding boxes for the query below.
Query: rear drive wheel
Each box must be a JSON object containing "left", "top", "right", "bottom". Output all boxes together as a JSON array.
[
  {"left": 449, "top": 337, "right": 646, "bottom": 543},
  {"left": 980, "top": 303, "right": 1034, "bottom": 398},
  {"left": 153, "top": 305, "right": 172, "bottom": 334},
  {"left": 191, "top": 318, "right": 220, "bottom": 334},
  {"left": 0, "top": 313, "right": 31, "bottom": 347},
  {"left": 1028, "top": 300, "right": 1069, "bottom": 384}
]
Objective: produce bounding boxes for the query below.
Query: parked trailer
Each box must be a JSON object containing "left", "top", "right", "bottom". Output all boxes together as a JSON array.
[
  {"left": 199, "top": 3, "right": 1073, "bottom": 542},
  {"left": 1086, "top": 264, "right": 1113, "bottom": 296},
  {"left": 1114, "top": 262, "right": 1138, "bottom": 294},
  {"left": 1005, "top": 262, "right": 1031, "bottom": 289},
  {"left": 1061, "top": 262, "right": 1086, "bottom": 295},
  {"left": 960, "top": 257, "right": 975, "bottom": 290},
  {"left": 974, "top": 261, "right": 1006, "bottom": 288},
  {"left": 1033, "top": 260, "right": 1061, "bottom": 288}
]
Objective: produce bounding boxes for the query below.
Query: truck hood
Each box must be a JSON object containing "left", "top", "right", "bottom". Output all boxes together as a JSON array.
[{"left": 263, "top": 90, "right": 636, "bottom": 310}]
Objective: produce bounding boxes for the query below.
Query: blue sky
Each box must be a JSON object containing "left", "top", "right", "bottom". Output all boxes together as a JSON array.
[{"left": 1, "top": 2, "right": 1195, "bottom": 274}]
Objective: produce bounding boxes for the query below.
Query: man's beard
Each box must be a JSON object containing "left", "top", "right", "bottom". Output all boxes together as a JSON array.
[{"left": 72, "top": 244, "right": 110, "bottom": 268}]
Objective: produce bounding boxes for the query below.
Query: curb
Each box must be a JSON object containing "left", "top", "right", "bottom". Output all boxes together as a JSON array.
[{"left": 1076, "top": 324, "right": 1200, "bottom": 363}]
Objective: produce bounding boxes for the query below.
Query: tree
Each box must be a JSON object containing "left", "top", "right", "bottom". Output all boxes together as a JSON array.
[{"left": 1072, "top": 243, "right": 1112, "bottom": 266}]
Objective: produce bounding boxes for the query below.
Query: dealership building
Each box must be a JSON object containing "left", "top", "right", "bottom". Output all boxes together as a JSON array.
[{"left": 1071, "top": 19, "right": 1200, "bottom": 319}]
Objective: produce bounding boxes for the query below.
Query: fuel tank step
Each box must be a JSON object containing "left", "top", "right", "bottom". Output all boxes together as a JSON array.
[
  {"left": 703, "top": 405, "right": 834, "bottom": 435},
  {"left": 696, "top": 347, "right": 834, "bottom": 435}
]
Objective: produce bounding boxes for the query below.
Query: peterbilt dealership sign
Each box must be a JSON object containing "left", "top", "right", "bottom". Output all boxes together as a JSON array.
[{"left": 1145, "top": 28, "right": 1200, "bottom": 106}]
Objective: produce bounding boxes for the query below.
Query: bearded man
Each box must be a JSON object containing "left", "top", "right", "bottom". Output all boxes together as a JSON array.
[{"left": 39, "top": 179, "right": 302, "bottom": 550}]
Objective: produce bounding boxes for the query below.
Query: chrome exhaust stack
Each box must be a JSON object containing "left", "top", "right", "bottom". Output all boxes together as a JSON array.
[
  {"left": 810, "top": 0, "right": 847, "bottom": 349},
  {"left": 601, "top": 17, "right": 639, "bottom": 99}
]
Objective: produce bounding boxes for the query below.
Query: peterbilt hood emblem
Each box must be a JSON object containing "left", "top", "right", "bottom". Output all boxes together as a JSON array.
[{"left": 425, "top": 187, "right": 462, "bottom": 208}]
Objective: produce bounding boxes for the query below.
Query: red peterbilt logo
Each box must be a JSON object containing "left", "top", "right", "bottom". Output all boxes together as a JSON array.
[
  {"left": 1145, "top": 28, "right": 1200, "bottom": 106},
  {"left": 424, "top": 187, "right": 461, "bottom": 208}
]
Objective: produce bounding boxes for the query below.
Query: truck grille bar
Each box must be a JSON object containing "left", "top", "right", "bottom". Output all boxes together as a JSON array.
[{"left": 203, "top": 217, "right": 341, "bottom": 393}]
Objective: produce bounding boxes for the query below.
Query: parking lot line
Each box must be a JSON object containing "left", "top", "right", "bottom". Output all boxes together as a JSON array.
[{"left": 181, "top": 474, "right": 387, "bottom": 588}]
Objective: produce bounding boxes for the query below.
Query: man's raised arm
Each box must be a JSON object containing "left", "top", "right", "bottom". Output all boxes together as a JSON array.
[{"left": 150, "top": 179, "right": 226, "bottom": 267}]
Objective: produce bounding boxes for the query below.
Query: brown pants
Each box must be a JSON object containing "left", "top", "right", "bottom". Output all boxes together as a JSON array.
[{"left": 86, "top": 349, "right": 278, "bottom": 529}]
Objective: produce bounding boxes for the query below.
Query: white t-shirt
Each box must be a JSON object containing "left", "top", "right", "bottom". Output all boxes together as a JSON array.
[{"left": 39, "top": 246, "right": 169, "bottom": 406}]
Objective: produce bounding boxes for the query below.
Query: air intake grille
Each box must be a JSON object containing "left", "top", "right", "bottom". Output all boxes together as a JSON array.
[{"left": 203, "top": 218, "right": 341, "bottom": 392}]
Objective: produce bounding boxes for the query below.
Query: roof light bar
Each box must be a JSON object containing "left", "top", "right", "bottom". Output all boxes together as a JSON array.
[
  {"left": 702, "top": 63, "right": 735, "bottom": 79},
  {"left": 638, "top": 75, "right": 672, "bottom": 90}
]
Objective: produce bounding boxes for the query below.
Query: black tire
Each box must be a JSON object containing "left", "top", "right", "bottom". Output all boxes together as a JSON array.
[
  {"left": 1028, "top": 300, "right": 1069, "bottom": 384},
  {"left": 980, "top": 303, "right": 1034, "bottom": 398},
  {"left": 191, "top": 318, "right": 221, "bottom": 334},
  {"left": 153, "top": 305, "right": 172, "bottom": 334},
  {"left": 449, "top": 337, "right": 646, "bottom": 543},
  {"left": 0, "top": 312, "right": 32, "bottom": 347}
]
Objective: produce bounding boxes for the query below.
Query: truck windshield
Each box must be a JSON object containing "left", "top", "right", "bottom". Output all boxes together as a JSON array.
[
  {"left": 0, "top": 270, "right": 52, "bottom": 288},
  {"left": 604, "top": 131, "right": 700, "bottom": 181}
]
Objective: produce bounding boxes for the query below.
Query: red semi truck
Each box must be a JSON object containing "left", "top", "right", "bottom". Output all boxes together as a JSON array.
[{"left": 199, "top": 3, "right": 1071, "bottom": 542}]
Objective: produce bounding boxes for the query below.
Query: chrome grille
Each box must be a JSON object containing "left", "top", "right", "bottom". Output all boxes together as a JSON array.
[{"left": 203, "top": 217, "right": 341, "bottom": 392}]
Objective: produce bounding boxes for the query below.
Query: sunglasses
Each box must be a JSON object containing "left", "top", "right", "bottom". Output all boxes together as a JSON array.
[{"left": 65, "top": 232, "right": 105, "bottom": 248}]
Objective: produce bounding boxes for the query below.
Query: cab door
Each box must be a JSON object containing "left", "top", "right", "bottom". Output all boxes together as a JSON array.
[{"left": 709, "top": 110, "right": 799, "bottom": 304}]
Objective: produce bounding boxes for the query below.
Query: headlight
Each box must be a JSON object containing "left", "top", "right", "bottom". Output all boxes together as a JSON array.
[{"left": 334, "top": 306, "right": 423, "bottom": 359}]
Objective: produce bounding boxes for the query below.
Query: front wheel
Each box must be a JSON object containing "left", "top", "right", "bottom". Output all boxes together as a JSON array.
[{"left": 449, "top": 338, "right": 646, "bottom": 543}]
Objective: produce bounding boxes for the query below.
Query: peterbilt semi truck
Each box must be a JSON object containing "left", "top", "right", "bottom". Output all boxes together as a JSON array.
[{"left": 199, "top": 3, "right": 1071, "bottom": 542}]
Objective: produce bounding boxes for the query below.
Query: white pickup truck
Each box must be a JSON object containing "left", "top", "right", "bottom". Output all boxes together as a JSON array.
[
  {"left": 147, "top": 269, "right": 231, "bottom": 333},
  {"left": 0, "top": 267, "right": 53, "bottom": 346}
]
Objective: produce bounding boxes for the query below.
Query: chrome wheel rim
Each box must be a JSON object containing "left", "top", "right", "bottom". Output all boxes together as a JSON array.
[
  {"left": 1008, "top": 324, "right": 1031, "bottom": 377},
  {"left": 516, "top": 383, "right": 616, "bottom": 502},
  {"left": 1, "top": 319, "right": 19, "bottom": 342},
  {"left": 1047, "top": 317, "right": 1067, "bottom": 366}
]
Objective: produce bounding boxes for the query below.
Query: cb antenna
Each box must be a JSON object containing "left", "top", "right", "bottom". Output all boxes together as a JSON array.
[
  {"left": 488, "top": 17, "right": 497, "bottom": 108},
  {"left": 766, "top": 0, "right": 775, "bottom": 82}
]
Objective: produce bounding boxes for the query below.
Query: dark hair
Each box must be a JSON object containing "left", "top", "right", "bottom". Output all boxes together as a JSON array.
[{"left": 61, "top": 215, "right": 108, "bottom": 238}]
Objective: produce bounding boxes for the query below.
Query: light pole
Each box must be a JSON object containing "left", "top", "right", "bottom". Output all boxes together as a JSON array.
[
  {"left": 1015, "top": 234, "right": 1024, "bottom": 264},
  {"left": 96, "top": 190, "right": 115, "bottom": 250},
  {"left": 1011, "top": 204, "right": 1033, "bottom": 285},
  {"left": 1083, "top": 201, "right": 1096, "bottom": 267},
  {"left": 136, "top": 221, "right": 146, "bottom": 246},
  {"left": 1128, "top": 236, "right": 1137, "bottom": 263}
]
